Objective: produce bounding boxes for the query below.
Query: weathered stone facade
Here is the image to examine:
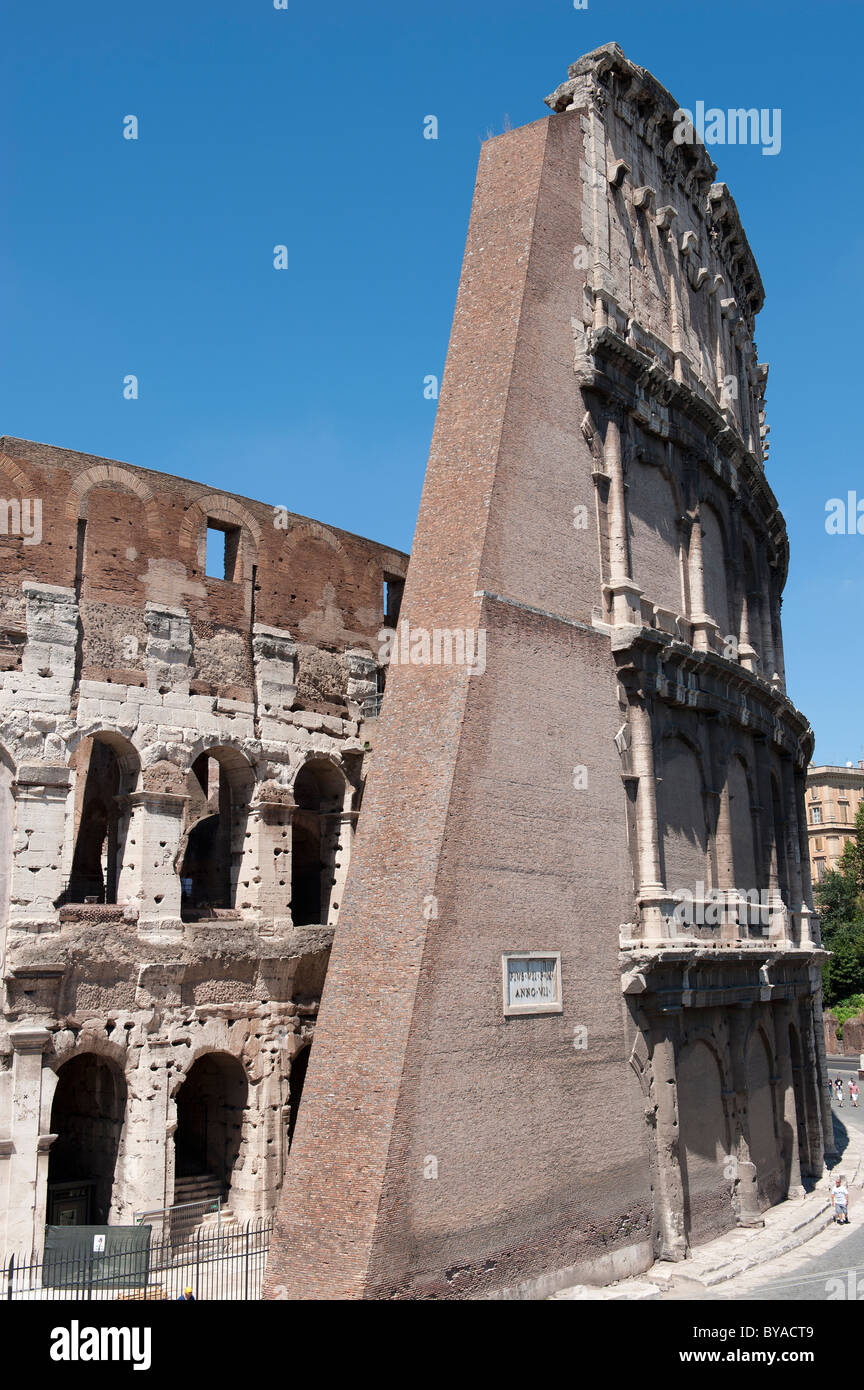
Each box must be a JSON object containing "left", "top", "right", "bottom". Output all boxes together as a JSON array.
[
  {"left": 264, "top": 45, "right": 833, "bottom": 1300},
  {"left": 0, "top": 436, "right": 407, "bottom": 1253}
]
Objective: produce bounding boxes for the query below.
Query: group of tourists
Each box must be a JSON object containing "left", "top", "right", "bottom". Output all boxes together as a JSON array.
[{"left": 828, "top": 1075, "right": 860, "bottom": 1108}]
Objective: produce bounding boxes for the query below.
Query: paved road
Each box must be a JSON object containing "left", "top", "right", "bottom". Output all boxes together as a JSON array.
[{"left": 735, "top": 1060, "right": 864, "bottom": 1301}]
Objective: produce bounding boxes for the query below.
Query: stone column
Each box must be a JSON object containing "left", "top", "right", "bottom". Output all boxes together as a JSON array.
[
  {"left": 687, "top": 510, "right": 719, "bottom": 653},
  {"left": 773, "top": 597, "right": 787, "bottom": 690},
  {"left": 649, "top": 1020, "right": 688, "bottom": 1260},
  {"left": 247, "top": 796, "right": 293, "bottom": 929},
  {"left": 8, "top": 766, "right": 71, "bottom": 928},
  {"left": 714, "top": 768, "right": 739, "bottom": 943},
  {"left": 629, "top": 699, "right": 668, "bottom": 941},
  {"left": 604, "top": 414, "right": 642, "bottom": 626},
  {"left": 4, "top": 1026, "right": 52, "bottom": 1255},
  {"left": 810, "top": 989, "right": 837, "bottom": 1159},
  {"left": 738, "top": 590, "right": 759, "bottom": 673},
  {"left": 798, "top": 994, "right": 828, "bottom": 1173},
  {"left": 773, "top": 1000, "right": 805, "bottom": 1197},
  {"left": 794, "top": 768, "right": 817, "bottom": 947},
  {"left": 323, "top": 811, "right": 358, "bottom": 928},
  {"left": 780, "top": 759, "right": 804, "bottom": 944},
  {"left": 124, "top": 791, "right": 188, "bottom": 932},
  {"left": 758, "top": 566, "right": 777, "bottom": 683},
  {"left": 727, "top": 1006, "right": 764, "bottom": 1227},
  {"left": 115, "top": 1038, "right": 173, "bottom": 1224}
]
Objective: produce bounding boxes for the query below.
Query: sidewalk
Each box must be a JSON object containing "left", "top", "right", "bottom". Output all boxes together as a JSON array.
[{"left": 550, "top": 1120, "right": 864, "bottom": 1301}]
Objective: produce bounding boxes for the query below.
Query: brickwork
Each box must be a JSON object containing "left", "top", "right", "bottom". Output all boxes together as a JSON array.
[
  {"left": 264, "top": 45, "right": 831, "bottom": 1301},
  {"left": 0, "top": 437, "right": 407, "bottom": 1255}
]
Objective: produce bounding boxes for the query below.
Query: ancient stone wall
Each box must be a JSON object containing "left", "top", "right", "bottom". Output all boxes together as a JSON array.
[
  {"left": 264, "top": 44, "right": 830, "bottom": 1301},
  {"left": 0, "top": 438, "right": 407, "bottom": 1254}
]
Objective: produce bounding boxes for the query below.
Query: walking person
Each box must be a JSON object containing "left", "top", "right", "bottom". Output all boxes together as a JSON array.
[
  {"left": 850, "top": 1078, "right": 860, "bottom": 1108},
  {"left": 831, "top": 1176, "right": 850, "bottom": 1225},
  {"left": 836, "top": 1077, "right": 844, "bottom": 1107}
]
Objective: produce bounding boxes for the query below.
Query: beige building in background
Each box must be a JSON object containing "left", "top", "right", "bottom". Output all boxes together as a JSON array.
[{"left": 807, "top": 762, "right": 864, "bottom": 882}]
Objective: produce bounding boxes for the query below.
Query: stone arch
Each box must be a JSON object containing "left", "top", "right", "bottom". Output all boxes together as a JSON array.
[
  {"left": 65, "top": 726, "right": 142, "bottom": 786},
  {"left": 745, "top": 1024, "right": 784, "bottom": 1210},
  {"left": 0, "top": 451, "right": 36, "bottom": 498},
  {"left": 276, "top": 522, "right": 356, "bottom": 640},
  {"left": 64, "top": 731, "right": 142, "bottom": 904},
  {"left": 290, "top": 755, "right": 352, "bottom": 928},
  {"left": 278, "top": 518, "right": 351, "bottom": 573},
  {"left": 65, "top": 463, "right": 162, "bottom": 540},
  {"left": 179, "top": 744, "right": 256, "bottom": 918},
  {"left": 677, "top": 1036, "right": 734, "bottom": 1245},
  {"left": 179, "top": 494, "right": 260, "bottom": 587},
  {"left": 657, "top": 733, "right": 710, "bottom": 894},
  {"left": 47, "top": 1051, "right": 128, "bottom": 1225},
  {"left": 172, "top": 1051, "right": 249, "bottom": 1210}
]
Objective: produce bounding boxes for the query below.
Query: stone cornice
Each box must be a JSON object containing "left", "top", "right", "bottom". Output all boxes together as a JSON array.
[
  {"left": 610, "top": 624, "right": 814, "bottom": 764},
  {"left": 577, "top": 320, "right": 789, "bottom": 583}
]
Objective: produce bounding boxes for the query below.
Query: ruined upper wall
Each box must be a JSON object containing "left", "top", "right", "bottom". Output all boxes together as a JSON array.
[
  {"left": 547, "top": 41, "right": 772, "bottom": 484},
  {"left": 0, "top": 438, "right": 407, "bottom": 707}
]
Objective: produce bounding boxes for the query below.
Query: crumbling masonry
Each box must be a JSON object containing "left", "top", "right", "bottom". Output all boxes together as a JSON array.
[
  {"left": 0, "top": 436, "right": 407, "bottom": 1252},
  {"left": 263, "top": 45, "right": 834, "bottom": 1299}
]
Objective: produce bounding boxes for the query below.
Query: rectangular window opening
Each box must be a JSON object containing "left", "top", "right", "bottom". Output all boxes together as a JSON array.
[
  {"left": 383, "top": 574, "right": 405, "bottom": 626},
  {"left": 206, "top": 521, "right": 241, "bottom": 581}
]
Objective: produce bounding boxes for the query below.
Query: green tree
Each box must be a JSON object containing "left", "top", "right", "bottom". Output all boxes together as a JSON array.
[
  {"left": 816, "top": 802, "right": 864, "bottom": 1006},
  {"left": 823, "top": 927, "right": 864, "bottom": 1007},
  {"left": 838, "top": 801, "right": 864, "bottom": 903},
  {"left": 817, "top": 867, "right": 861, "bottom": 937}
]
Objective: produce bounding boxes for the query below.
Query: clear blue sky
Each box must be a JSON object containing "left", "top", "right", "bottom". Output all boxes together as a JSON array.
[{"left": 1, "top": 0, "right": 861, "bottom": 764}]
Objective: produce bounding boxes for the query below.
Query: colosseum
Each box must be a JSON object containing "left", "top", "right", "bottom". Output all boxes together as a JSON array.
[
  {"left": 0, "top": 434, "right": 407, "bottom": 1254},
  {"left": 263, "top": 44, "right": 835, "bottom": 1300}
]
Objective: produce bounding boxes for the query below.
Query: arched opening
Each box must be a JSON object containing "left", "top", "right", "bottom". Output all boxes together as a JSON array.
[
  {"left": 180, "top": 748, "right": 254, "bottom": 919},
  {"left": 770, "top": 773, "right": 790, "bottom": 908},
  {"left": 290, "top": 759, "right": 349, "bottom": 927},
  {"left": 677, "top": 1038, "right": 734, "bottom": 1245},
  {"left": 657, "top": 737, "right": 709, "bottom": 897},
  {"left": 65, "top": 734, "right": 139, "bottom": 904},
  {"left": 47, "top": 1054, "right": 127, "bottom": 1225},
  {"left": 173, "top": 1053, "right": 248, "bottom": 1207},
  {"left": 288, "top": 1045, "right": 311, "bottom": 1149},
  {"left": 626, "top": 460, "right": 682, "bottom": 615},
  {"left": 745, "top": 1028, "right": 784, "bottom": 1210},
  {"left": 728, "top": 756, "right": 763, "bottom": 935},
  {"left": 697, "top": 502, "right": 730, "bottom": 636}
]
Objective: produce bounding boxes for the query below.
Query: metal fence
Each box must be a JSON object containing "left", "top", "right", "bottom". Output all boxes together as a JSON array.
[
  {"left": 132, "top": 1197, "right": 222, "bottom": 1244},
  {"left": 3, "top": 1216, "right": 273, "bottom": 1301}
]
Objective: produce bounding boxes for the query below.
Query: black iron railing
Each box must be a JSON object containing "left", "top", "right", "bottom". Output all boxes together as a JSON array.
[{"left": 3, "top": 1215, "right": 273, "bottom": 1301}]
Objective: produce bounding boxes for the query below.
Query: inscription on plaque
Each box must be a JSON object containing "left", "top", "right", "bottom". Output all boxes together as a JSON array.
[{"left": 501, "top": 951, "right": 562, "bottom": 1016}]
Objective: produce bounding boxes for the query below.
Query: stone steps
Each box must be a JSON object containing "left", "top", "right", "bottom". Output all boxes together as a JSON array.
[{"left": 172, "top": 1174, "right": 224, "bottom": 1208}]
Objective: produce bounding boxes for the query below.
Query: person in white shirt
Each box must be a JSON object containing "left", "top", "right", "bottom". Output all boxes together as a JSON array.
[{"left": 831, "top": 1176, "right": 849, "bottom": 1225}]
